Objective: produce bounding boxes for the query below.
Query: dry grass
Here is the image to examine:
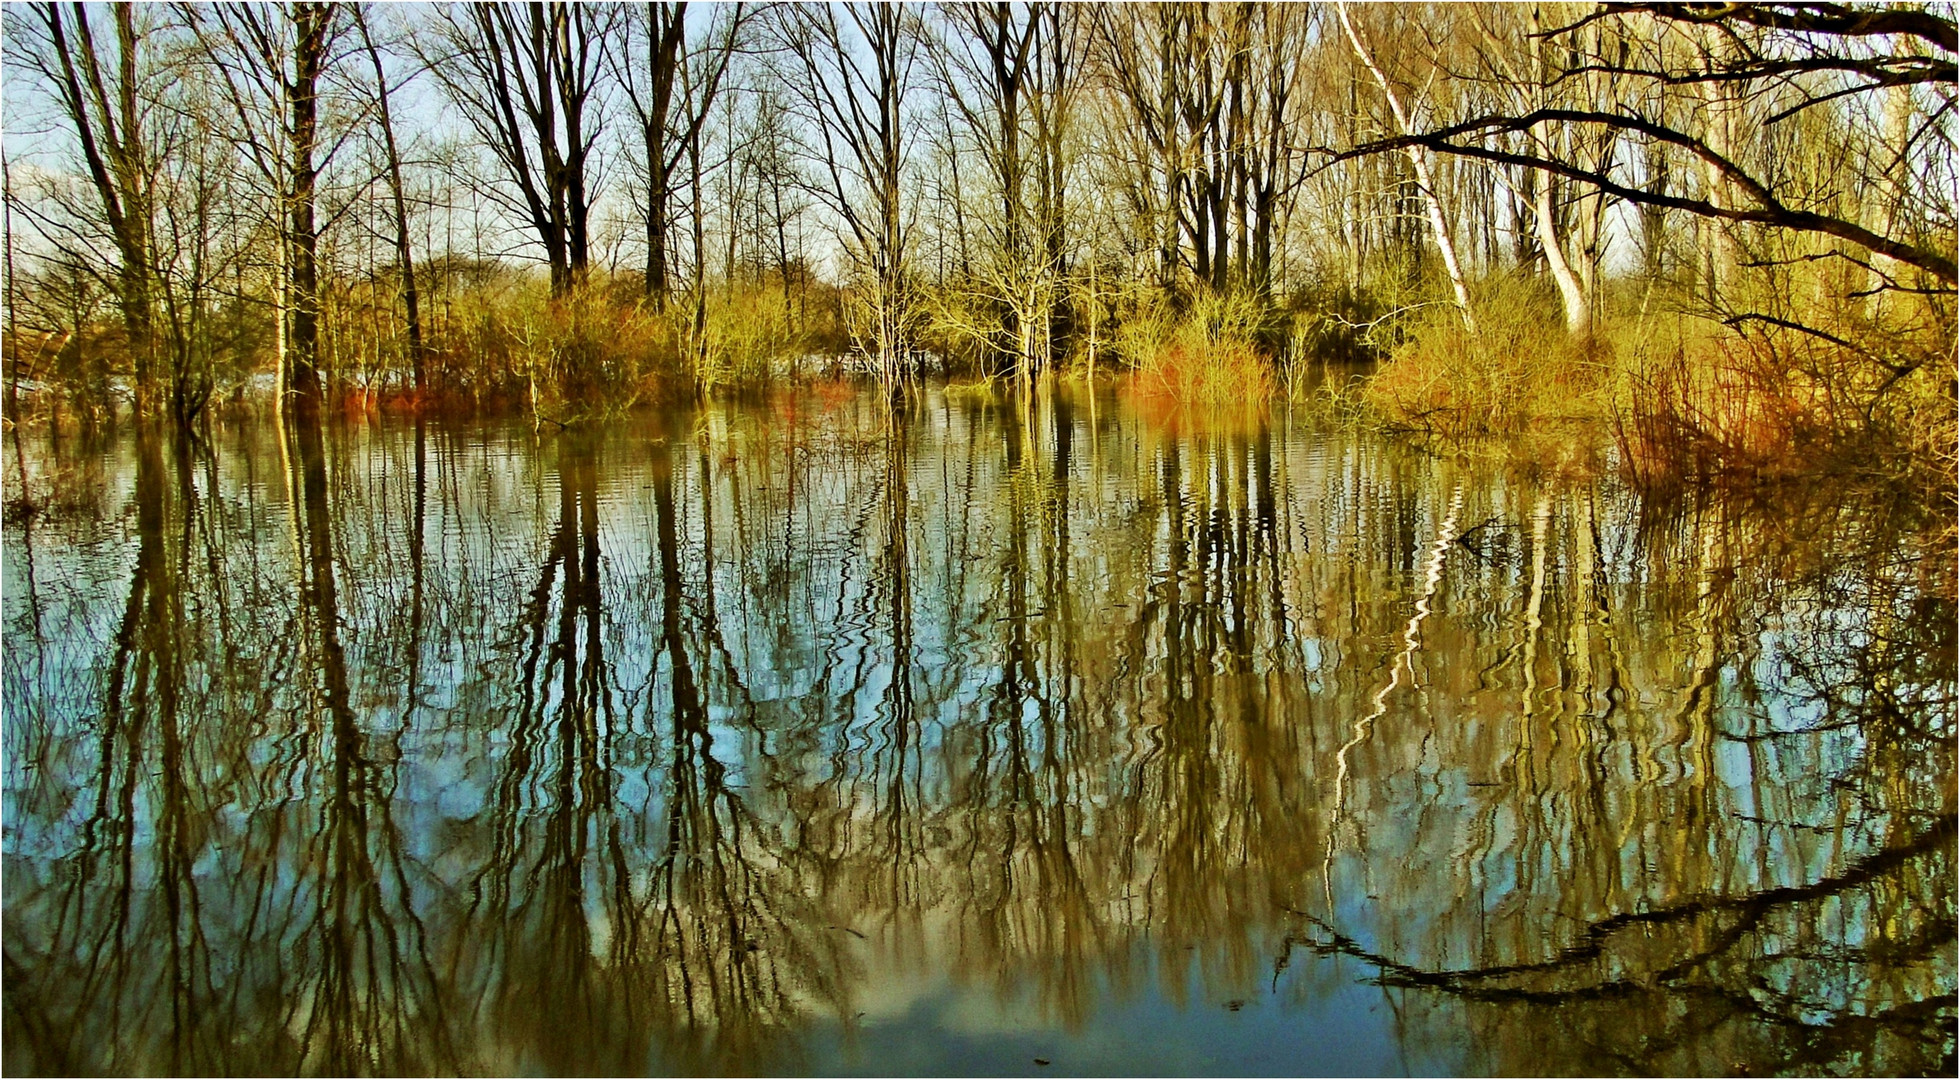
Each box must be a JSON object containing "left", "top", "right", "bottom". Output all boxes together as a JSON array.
[
  {"left": 1361, "top": 276, "right": 1606, "bottom": 439},
  {"left": 1117, "top": 291, "right": 1277, "bottom": 404},
  {"left": 1355, "top": 265, "right": 1954, "bottom": 521}
]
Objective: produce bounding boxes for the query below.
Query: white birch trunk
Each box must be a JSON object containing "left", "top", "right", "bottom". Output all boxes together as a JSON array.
[
  {"left": 1337, "top": 3, "right": 1478, "bottom": 334},
  {"left": 1534, "top": 176, "right": 1592, "bottom": 336}
]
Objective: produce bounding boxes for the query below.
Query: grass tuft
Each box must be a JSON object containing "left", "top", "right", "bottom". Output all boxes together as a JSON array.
[{"left": 1118, "top": 291, "right": 1276, "bottom": 404}]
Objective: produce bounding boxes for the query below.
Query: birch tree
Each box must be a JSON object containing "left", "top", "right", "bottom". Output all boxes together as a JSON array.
[{"left": 1336, "top": 1, "right": 1479, "bottom": 332}]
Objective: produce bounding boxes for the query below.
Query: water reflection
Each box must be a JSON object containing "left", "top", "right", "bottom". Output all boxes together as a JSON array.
[{"left": 4, "top": 386, "right": 1953, "bottom": 1076}]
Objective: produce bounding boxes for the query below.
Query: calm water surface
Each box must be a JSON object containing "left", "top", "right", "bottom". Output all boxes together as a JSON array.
[{"left": 4, "top": 385, "right": 1954, "bottom": 1075}]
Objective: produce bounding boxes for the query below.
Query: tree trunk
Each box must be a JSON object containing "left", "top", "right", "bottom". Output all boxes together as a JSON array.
[
  {"left": 1528, "top": 8, "right": 1588, "bottom": 337},
  {"left": 1533, "top": 180, "right": 1591, "bottom": 336},
  {"left": 285, "top": 2, "right": 328, "bottom": 418},
  {"left": 689, "top": 118, "right": 708, "bottom": 384},
  {"left": 40, "top": 3, "right": 158, "bottom": 415},
  {"left": 2, "top": 156, "right": 14, "bottom": 423},
  {"left": 1337, "top": 3, "right": 1477, "bottom": 332},
  {"left": 356, "top": 8, "right": 425, "bottom": 401}
]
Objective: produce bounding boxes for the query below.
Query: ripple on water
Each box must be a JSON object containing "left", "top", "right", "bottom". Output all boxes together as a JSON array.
[{"left": 1, "top": 386, "right": 1951, "bottom": 1076}]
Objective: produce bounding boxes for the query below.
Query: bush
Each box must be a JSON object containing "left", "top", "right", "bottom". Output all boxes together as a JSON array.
[
  {"left": 1117, "top": 290, "right": 1276, "bottom": 404},
  {"left": 1614, "top": 309, "right": 1956, "bottom": 501},
  {"left": 1362, "top": 274, "right": 1603, "bottom": 439},
  {"left": 692, "top": 277, "right": 840, "bottom": 391},
  {"left": 1353, "top": 259, "right": 1955, "bottom": 513},
  {"left": 425, "top": 278, "right": 683, "bottom": 415},
  {"left": 1278, "top": 275, "right": 1399, "bottom": 367}
]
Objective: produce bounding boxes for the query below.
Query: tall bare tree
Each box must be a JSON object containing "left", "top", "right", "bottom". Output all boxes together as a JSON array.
[
  {"left": 1335, "top": 3, "right": 1957, "bottom": 286},
  {"left": 16, "top": 3, "right": 159, "bottom": 413},
  {"left": 675, "top": 5, "right": 748, "bottom": 368},
  {"left": 933, "top": 1, "right": 1041, "bottom": 377},
  {"left": 1335, "top": 1, "right": 1478, "bottom": 332},
  {"left": 774, "top": 3, "right": 923, "bottom": 385},
  {"left": 424, "top": 2, "right": 616, "bottom": 297},
  {"left": 610, "top": 3, "right": 743, "bottom": 310},
  {"left": 353, "top": 6, "right": 425, "bottom": 399},
  {"left": 191, "top": 1, "right": 343, "bottom": 418}
]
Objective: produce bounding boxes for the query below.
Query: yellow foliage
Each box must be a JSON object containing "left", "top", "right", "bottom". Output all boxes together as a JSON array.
[{"left": 1117, "top": 291, "right": 1276, "bottom": 404}]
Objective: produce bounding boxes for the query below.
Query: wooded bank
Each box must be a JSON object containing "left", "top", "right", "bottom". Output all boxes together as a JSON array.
[{"left": 3, "top": 2, "right": 1952, "bottom": 489}]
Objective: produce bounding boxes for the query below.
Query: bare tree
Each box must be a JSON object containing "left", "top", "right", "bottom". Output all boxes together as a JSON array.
[
  {"left": 1331, "top": 4, "right": 1957, "bottom": 286},
  {"left": 614, "top": 3, "right": 686, "bottom": 308},
  {"left": 1231, "top": 4, "right": 1313, "bottom": 300},
  {"left": 609, "top": 3, "right": 742, "bottom": 311},
  {"left": 14, "top": 3, "right": 159, "bottom": 413},
  {"left": 189, "top": 1, "right": 345, "bottom": 417},
  {"left": 353, "top": 6, "right": 425, "bottom": 399},
  {"left": 1088, "top": 3, "right": 1310, "bottom": 305},
  {"left": 773, "top": 3, "right": 924, "bottom": 385},
  {"left": 931, "top": 2, "right": 1041, "bottom": 378},
  {"left": 729, "top": 84, "right": 811, "bottom": 322},
  {"left": 1336, "top": 1, "right": 1478, "bottom": 332},
  {"left": 422, "top": 2, "right": 617, "bottom": 297},
  {"left": 147, "top": 67, "right": 255, "bottom": 426}
]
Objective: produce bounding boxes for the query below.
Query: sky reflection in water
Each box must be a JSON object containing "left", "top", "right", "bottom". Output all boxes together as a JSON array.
[{"left": 3, "top": 385, "right": 1953, "bottom": 1076}]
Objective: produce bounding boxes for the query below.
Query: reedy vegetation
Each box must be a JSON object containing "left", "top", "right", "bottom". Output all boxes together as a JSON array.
[{"left": 1, "top": 3, "right": 1952, "bottom": 489}]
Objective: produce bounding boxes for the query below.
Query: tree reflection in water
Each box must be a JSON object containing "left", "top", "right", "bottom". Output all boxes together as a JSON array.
[{"left": 4, "top": 386, "right": 1952, "bottom": 1075}]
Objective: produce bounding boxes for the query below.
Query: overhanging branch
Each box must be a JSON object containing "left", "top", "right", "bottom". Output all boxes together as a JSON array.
[{"left": 1321, "top": 108, "right": 1957, "bottom": 284}]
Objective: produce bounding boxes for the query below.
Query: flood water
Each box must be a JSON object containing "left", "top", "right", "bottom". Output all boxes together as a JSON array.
[{"left": 3, "top": 384, "right": 1954, "bottom": 1076}]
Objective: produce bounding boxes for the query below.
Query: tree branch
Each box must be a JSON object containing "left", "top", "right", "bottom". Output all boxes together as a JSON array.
[{"left": 1321, "top": 108, "right": 1958, "bottom": 283}]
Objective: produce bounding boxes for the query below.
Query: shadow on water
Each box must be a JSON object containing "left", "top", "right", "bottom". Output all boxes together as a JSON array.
[{"left": 3, "top": 385, "right": 1953, "bottom": 1076}]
